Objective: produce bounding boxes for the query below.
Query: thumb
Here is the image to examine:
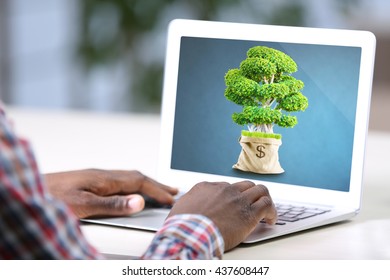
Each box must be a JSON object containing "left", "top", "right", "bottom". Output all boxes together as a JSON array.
[
  {"left": 90, "top": 194, "right": 145, "bottom": 217},
  {"left": 125, "top": 194, "right": 145, "bottom": 214}
]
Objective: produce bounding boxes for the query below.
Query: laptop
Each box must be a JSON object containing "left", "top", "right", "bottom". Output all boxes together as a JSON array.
[{"left": 82, "top": 19, "right": 376, "bottom": 243}]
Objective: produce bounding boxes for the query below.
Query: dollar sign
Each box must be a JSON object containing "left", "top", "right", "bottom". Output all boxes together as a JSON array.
[{"left": 256, "top": 145, "right": 266, "bottom": 158}]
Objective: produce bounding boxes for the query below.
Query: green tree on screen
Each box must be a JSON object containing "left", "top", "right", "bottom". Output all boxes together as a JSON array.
[{"left": 224, "top": 46, "right": 308, "bottom": 135}]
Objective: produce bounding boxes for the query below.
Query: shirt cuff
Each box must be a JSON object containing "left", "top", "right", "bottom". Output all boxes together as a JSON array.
[{"left": 141, "top": 214, "right": 225, "bottom": 260}]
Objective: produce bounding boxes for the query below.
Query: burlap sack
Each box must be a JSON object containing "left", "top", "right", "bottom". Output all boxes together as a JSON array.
[{"left": 233, "top": 135, "right": 284, "bottom": 174}]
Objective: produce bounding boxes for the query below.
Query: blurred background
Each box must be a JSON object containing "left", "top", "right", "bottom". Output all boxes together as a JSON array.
[{"left": 0, "top": 0, "right": 389, "bottom": 130}]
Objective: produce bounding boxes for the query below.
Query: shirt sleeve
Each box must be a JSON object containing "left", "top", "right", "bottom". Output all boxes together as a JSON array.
[
  {"left": 141, "top": 214, "right": 225, "bottom": 260},
  {"left": 0, "top": 104, "right": 225, "bottom": 260},
  {"left": 0, "top": 105, "right": 103, "bottom": 259}
]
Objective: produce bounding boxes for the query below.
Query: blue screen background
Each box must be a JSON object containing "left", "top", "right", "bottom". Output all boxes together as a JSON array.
[{"left": 171, "top": 37, "right": 361, "bottom": 192}]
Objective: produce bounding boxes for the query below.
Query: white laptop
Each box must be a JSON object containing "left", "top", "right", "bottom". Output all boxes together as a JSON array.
[{"left": 82, "top": 19, "right": 376, "bottom": 243}]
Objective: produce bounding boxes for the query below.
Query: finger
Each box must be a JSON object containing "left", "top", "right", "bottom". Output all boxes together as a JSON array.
[
  {"left": 139, "top": 176, "right": 179, "bottom": 205},
  {"left": 82, "top": 193, "right": 146, "bottom": 218},
  {"left": 126, "top": 194, "right": 146, "bottom": 214},
  {"left": 103, "top": 170, "right": 179, "bottom": 204},
  {"left": 143, "top": 176, "right": 179, "bottom": 195},
  {"left": 251, "top": 196, "right": 278, "bottom": 225},
  {"left": 242, "top": 184, "right": 270, "bottom": 204},
  {"left": 230, "top": 180, "right": 256, "bottom": 192}
]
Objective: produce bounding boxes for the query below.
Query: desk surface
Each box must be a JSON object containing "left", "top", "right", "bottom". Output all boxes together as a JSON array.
[{"left": 7, "top": 106, "right": 390, "bottom": 259}]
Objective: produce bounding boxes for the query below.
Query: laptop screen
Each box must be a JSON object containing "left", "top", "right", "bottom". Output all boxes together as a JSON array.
[{"left": 170, "top": 36, "right": 362, "bottom": 193}]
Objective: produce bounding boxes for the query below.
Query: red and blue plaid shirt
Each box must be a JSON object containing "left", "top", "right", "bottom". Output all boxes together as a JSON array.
[{"left": 0, "top": 104, "right": 224, "bottom": 259}]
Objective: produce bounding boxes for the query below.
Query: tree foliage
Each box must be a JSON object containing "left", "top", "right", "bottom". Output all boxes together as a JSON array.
[{"left": 224, "top": 46, "right": 308, "bottom": 134}]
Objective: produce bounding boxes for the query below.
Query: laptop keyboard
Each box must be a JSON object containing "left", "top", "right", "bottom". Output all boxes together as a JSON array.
[
  {"left": 261, "top": 202, "right": 331, "bottom": 225},
  {"left": 143, "top": 194, "right": 331, "bottom": 226}
]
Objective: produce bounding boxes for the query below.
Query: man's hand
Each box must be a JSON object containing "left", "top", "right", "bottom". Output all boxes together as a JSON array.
[
  {"left": 45, "top": 169, "right": 178, "bottom": 218},
  {"left": 168, "top": 181, "right": 277, "bottom": 252}
]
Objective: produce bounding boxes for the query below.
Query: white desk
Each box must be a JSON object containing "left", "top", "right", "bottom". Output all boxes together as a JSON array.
[{"left": 7, "top": 106, "right": 390, "bottom": 259}]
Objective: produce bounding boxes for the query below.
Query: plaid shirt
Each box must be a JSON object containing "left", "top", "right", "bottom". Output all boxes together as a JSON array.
[
  {"left": 142, "top": 214, "right": 224, "bottom": 259},
  {"left": 0, "top": 104, "right": 224, "bottom": 259}
]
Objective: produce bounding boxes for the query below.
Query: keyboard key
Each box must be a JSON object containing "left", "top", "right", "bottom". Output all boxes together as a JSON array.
[
  {"left": 296, "top": 212, "right": 318, "bottom": 219},
  {"left": 277, "top": 216, "right": 300, "bottom": 222},
  {"left": 288, "top": 210, "right": 305, "bottom": 216},
  {"left": 260, "top": 220, "right": 287, "bottom": 225},
  {"left": 307, "top": 209, "right": 328, "bottom": 214},
  {"left": 272, "top": 202, "right": 331, "bottom": 223},
  {"left": 276, "top": 204, "right": 292, "bottom": 210},
  {"left": 290, "top": 207, "right": 306, "bottom": 211},
  {"left": 281, "top": 213, "right": 300, "bottom": 218}
]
